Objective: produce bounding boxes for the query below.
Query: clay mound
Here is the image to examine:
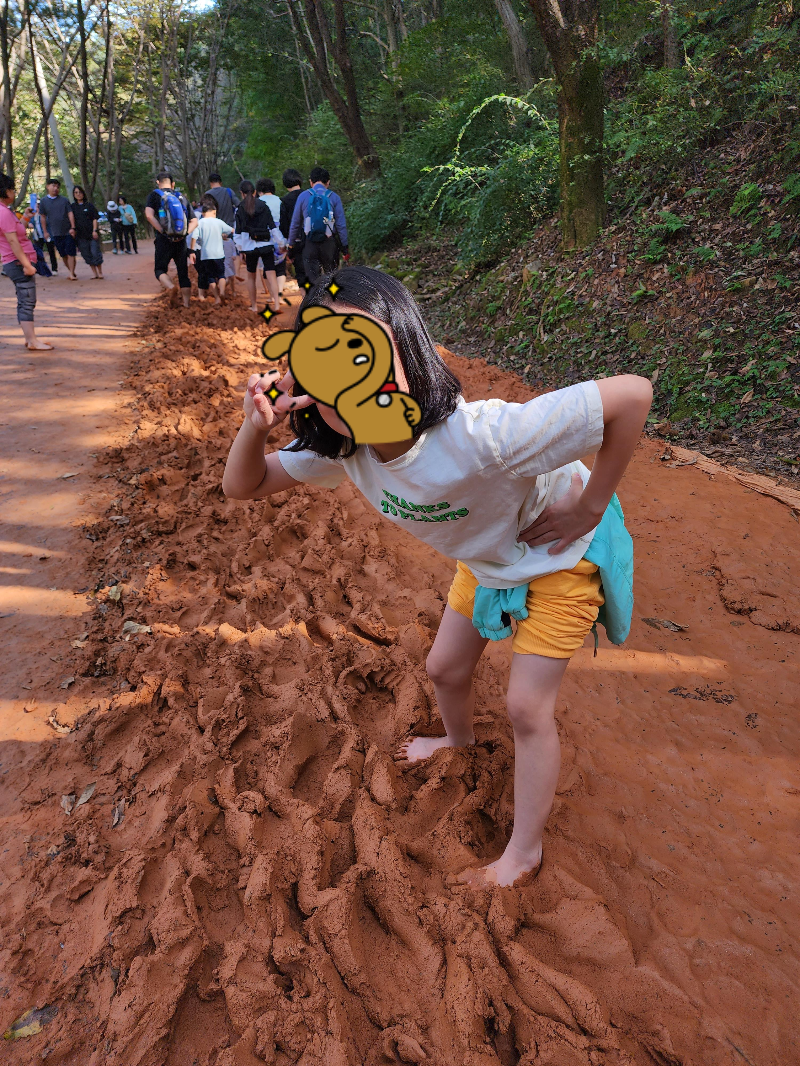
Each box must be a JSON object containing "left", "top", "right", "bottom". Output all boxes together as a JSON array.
[{"left": 2, "top": 294, "right": 795, "bottom": 1066}]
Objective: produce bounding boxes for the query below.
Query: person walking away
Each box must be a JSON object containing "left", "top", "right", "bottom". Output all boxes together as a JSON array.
[
  {"left": 39, "top": 179, "right": 77, "bottom": 279},
  {"left": 280, "top": 168, "right": 307, "bottom": 290},
  {"left": 30, "top": 199, "right": 58, "bottom": 273},
  {"left": 287, "top": 166, "right": 349, "bottom": 283},
  {"left": 223, "top": 266, "right": 651, "bottom": 888},
  {"left": 118, "top": 197, "right": 138, "bottom": 253},
  {"left": 234, "top": 180, "right": 280, "bottom": 316},
  {"left": 1, "top": 173, "right": 54, "bottom": 350},
  {"left": 106, "top": 199, "right": 126, "bottom": 253},
  {"left": 256, "top": 178, "right": 290, "bottom": 305},
  {"left": 144, "top": 170, "right": 197, "bottom": 308},
  {"left": 71, "top": 185, "right": 104, "bottom": 279},
  {"left": 191, "top": 195, "right": 233, "bottom": 305},
  {"left": 204, "top": 172, "right": 240, "bottom": 297}
]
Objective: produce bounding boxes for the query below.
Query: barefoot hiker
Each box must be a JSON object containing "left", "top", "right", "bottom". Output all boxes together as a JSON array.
[
  {"left": 191, "top": 196, "right": 233, "bottom": 305},
  {"left": 0, "top": 173, "right": 54, "bottom": 350},
  {"left": 234, "top": 180, "right": 281, "bottom": 316},
  {"left": 144, "top": 171, "right": 197, "bottom": 307},
  {"left": 222, "top": 268, "right": 651, "bottom": 888}
]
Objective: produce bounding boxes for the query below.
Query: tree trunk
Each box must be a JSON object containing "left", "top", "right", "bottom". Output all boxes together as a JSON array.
[
  {"left": 31, "top": 35, "right": 74, "bottom": 197},
  {"left": 89, "top": 6, "right": 112, "bottom": 202},
  {"left": 75, "top": 0, "right": 91, "bottom": 190},
  {"left": 493, "top": 0, "right": 534, "bottom": 90},
  {"left": 660, "top": 0, "right": 679, "bottom": 69},
  {"left": 526, "top": 0, "right": 604, "bottom": 249},
  {"left": 0, "top": 0, "right": 28, "bottom": 181},
  {"left": 290, "top": 0, "right": 380, "bottom": 178}
]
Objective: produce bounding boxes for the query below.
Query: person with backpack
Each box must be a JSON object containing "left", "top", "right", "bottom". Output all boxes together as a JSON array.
[
  {"left": 118, "top": 196, "right": 138, "bottom": 253},
  {"left": 234, "top": 179, "right": 281, "bottom": 316},
  {"left": 256, "top": 178, "right": 290, "bottom": 305},
  {"left": 205, "top": 172, "right": 240, "bottom": 297},
  {"left": 287, "top": 166, "right": 349, "bottom": 283},
  {"left": 144, "top": 170, "right": 197, "bottom": 307},
  {"left": 280, "top": 168, "right": 308, "bottom": 290}
]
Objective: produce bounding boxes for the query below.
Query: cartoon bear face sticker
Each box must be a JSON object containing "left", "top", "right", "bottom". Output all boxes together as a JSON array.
[{"left": 261, "top": 306, "right": 422, "bottom": 445}]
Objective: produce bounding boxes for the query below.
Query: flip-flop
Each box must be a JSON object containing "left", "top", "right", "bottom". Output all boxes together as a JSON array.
[{"left": 26, "top": 343, "right": 55, "bottom": 351}]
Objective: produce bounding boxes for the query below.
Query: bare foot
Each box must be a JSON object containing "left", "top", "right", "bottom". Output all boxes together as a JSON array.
[
  {"left": 456, "top": 842, "right": 542, "bottom": 888},
  {"left": 394, "top": 734, "right": 475, "bottom": 766}
]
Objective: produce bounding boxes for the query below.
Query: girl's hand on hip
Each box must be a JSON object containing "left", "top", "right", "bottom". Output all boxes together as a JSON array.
[
  {"left": 517, "top": 472, "right": 603, "bottom": 555},
  {"left": 244, "top": 370, "right": 316, "bottom": 434}
]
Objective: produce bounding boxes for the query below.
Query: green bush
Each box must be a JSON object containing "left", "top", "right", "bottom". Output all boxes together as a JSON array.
[{"left": 422, "top": 93, "right": 558, "bottom": 264}]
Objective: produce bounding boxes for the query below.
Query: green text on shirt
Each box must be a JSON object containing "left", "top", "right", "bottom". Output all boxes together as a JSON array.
[{"left": 380, "top": 490, "right": 469, "bottom": 523}]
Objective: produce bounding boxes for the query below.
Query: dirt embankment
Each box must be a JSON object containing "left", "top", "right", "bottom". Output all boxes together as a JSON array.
[{"left": 1, "top": 293, "right": 799, "bottom": 1066}]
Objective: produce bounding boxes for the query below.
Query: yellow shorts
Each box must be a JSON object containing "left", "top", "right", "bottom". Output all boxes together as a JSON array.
[{"left": 447, "top": 559, "right": 604, "bottom": 659}]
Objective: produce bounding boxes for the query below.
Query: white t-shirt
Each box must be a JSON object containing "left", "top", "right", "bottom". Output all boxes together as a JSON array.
[
  {"left": 277, "top": 382, "right": 605, "bottom": 589},
  {"left": 259, "top": 193, "right": 283, "bottom": 230},
  {"left": 192, "top": 217, "right": 233, "bottom": 260}
]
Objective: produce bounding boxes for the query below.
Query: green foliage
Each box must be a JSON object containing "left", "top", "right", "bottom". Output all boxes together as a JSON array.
[
  {"left": 606, "top": 66, "right": 725, "bottom": 196},
  {"left": 349, "top": 80, "right": 558, "bottom": 262},
  {"left": 649, "top": 210, "right": 688, "bottom": 237},
  {"left": 422, "top": 93, "right": 558, "bottom": 263},
  {"left": 730, "top": 182, "right": 762, "bottom": 220},
  {"left": 782, "top": 174, "right": 800, "bottom": 204}
]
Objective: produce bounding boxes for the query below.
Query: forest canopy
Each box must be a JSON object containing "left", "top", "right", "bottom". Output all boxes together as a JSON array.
[{"left": 1, "top": 0, "right": 798, "bottom": 259}]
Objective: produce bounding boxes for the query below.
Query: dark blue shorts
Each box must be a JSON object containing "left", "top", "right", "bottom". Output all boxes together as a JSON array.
[
  {"left": 52, "top": 233, "right": 77, "bottom": 258},
  {"left": 196, "top": 257, "right": 225, "bottom": 289}
]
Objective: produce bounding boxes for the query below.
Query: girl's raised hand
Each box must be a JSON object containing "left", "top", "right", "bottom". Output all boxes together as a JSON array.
[{"left": 243, "top": 370, "right": 316, "bottom": 434}]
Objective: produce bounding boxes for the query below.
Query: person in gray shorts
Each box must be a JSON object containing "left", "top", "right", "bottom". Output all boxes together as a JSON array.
[{"left": 1, "top": 172, "right": 53, "bottom": 350}]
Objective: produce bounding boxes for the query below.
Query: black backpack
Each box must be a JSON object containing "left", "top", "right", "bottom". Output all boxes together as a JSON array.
[{"left": 237, "top": 199, "right": 272, "bottom": 242}]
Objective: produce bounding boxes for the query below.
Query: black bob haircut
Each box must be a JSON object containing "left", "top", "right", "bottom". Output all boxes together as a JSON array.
[
  {"left": 285, "top": 266, "right": 462, "bottom": 459},
  {"left": 0, "top": 172, "right": 14, "bottom": 198}
]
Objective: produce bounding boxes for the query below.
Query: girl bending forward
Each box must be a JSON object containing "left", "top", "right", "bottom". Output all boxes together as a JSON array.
[{"left": 223, "top": 267, "right": 652, "bottom": 887}]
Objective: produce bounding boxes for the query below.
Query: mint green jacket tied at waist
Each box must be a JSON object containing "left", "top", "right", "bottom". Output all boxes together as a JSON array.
[{"left": 472, "top": 494, "right": 634, "bottom": 646}]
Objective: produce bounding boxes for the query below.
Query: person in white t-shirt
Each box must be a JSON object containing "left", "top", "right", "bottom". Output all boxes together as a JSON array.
[{"left": 222, "top": 266, "right": 652, "bottom": 887}]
